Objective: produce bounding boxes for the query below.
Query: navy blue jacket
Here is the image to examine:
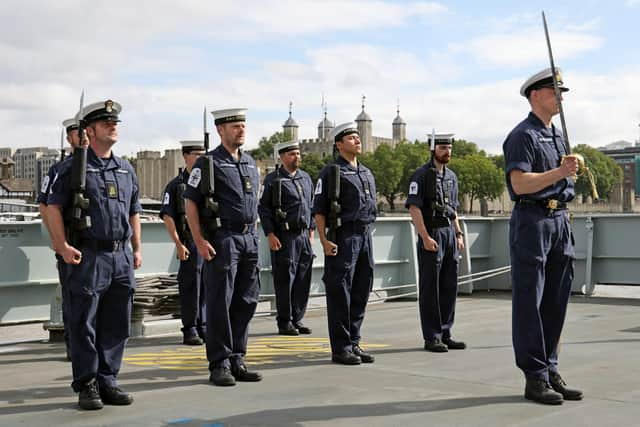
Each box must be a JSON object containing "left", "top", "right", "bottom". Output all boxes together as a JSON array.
[
  {"left": 38, "top": 160, "right": 63, "bottom": 205},
  {"left": 312, "top": 156, "right": 377, "bottom": 224},
  {"left": 183, "top": 145, "right": 260, "bottom": 224},
  {"left": 405, "top": 158, "right": 459, "bottom": 219},
  {"left": 503, "top": 112, "right": 575, "bottom": 202},
  {"left": 258, "top": 166, "right": 316, "bottom": 235},
  {"left": 160, "top": 169, "right": 189, "bottom": 221},
  {"left": 47, "top": 147, "right": 142, "bottom": 241}
]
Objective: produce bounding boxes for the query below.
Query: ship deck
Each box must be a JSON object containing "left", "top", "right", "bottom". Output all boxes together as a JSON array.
[{"left": 1, "top": 292, "right": 639, "bottom": 426}]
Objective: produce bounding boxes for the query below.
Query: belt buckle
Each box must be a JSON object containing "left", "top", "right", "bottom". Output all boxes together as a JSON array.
[
  {"left": 241, "top": 224, "right": 248, "bottom": 234},
  {"left": 112, "top": 241, "right": 119, "bottom": 251},
  {"left": 546, "top": 199, "right": 558, "bottom": 210}
]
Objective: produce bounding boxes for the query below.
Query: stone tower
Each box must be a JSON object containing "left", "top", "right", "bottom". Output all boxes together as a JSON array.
[
  {"left": 392, "top": 101, "right": 406, "bottom": 144},
  {"left": 355, "top": 95, "right": 372, "bottom": 152},
  {"left": 282, "top": 101, "right": 299, "bottom": 141},
  {"left": 317, "top": 106, "right": 334, "bottom": 141}
]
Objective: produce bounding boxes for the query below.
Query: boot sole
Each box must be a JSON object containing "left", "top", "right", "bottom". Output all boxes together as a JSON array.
[
  {"left": 331, "top": 358, "right": 361, "bottom": 365},
  {"left": 424, "top": 347, "right": 448, "bottom": 353},
  {"left": 101, "top": 398, "right": 133, "bottom": 405},
  {"left": 524, "top": 394, "right": 564, "bottom": 405},
  {"left": 79, "top": 400, "right": 104, "bottom": 410},
  {"left": 233, "top": 376, "right": 263, "bottom": 382},
  {"left": 557, "top": 393, "right": 583, "bottom": 401},
  {"left": 211, "top": 380, "right": 236, "bottom": 386}
]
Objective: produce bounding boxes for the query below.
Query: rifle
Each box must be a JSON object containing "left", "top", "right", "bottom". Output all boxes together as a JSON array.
[
  {"left": 59, "top": 127, "right": 65, "bottom": 162},
  {"left": 327, "top": 163, "right": 342, "bottom": 242},
  {"left": 175, "top": 167, "right": 189, "bottom": 243},
  {"left": 272, "top": 167, "right": 289, "bottom": 231},
  {"left": 423, "top": 166, "right": 450, "bottom": 229},
  {"left": 542, "top": 11, "right": 599, "bottom": 201},
  {"left": 65, "top": 90, "right": 91, "bottom": 247},
  {"left": 198, "top": 107, "right": 220, "bottom": 241}
]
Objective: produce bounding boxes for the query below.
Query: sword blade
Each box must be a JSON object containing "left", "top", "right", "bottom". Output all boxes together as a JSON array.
[{"left": 542, "top": 11, "right": 571, "bottom": 153}]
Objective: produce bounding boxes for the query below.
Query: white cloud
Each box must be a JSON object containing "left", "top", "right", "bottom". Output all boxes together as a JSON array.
[
  {"left": 449, "top": 27, "right": 602, "bottom": 68},
  {"left": 0, "top": 1, "right": 637, "bottom": 162},
  {"left": 240, "top": 1, "right": 446, "bottom": 36}
]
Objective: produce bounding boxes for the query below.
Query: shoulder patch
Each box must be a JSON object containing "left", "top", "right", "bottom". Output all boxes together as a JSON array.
[
  {"left": 163, "top": 192, "right": 170, "bottom": 205},
  {"left": 409, "top": 181, "right": 418, "bottom": 195},
  {"left": 188, "top": 168, "right": 201, "bottom": 188},
  {"left": 49, "top": 173, "right": 59, "bottom": 194},
  {"left": 40, "top": 176, "right": 50, "bottom": 194},
  {"left": 314, "top": 179, "right": 323, "bottom": 195}
]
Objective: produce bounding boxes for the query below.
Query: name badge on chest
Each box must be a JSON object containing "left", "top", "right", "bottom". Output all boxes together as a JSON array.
[
  {"left": 242, "top": 175, "right": 253, "bottom": 193},
  {"left": 107, "top": 181, "right": 118, "bottom": 198}
]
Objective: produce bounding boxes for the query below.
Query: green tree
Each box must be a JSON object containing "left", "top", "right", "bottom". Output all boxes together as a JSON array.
[
  {"left": 300, "top": 152, "right": 328, "bottom": 184},
  {"left": 364, "top": 144, "right": 403, "bottom": 210},
  {"left": 449, "top": 154, "right": 505, "bottom": 213},
  {"left": 490, "top": 154, "right": 505, "bottom": 172},
  {"left": 250, "top": 131, "right": 287, "bottom": 160},
  {"left": 572, "top": 144, "right": 623, "bottom": 201},
  {"left": 452, "top": 139, "right": 486, "bottom": 158}
]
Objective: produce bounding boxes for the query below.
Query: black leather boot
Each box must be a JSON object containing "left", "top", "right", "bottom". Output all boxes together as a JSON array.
[
  {"left": 231, "top": 363, "right": 263, "bottom": 382},
  {"left": 549, "top": 372, "right": 583, "bottom": 401},
  {"left": 210, "top": 366, "right": 236, "bottom": 386},
  {"left": 352, "top": 344, "right": 375, "bottom": 363},
  {"left": 524, "top": 378, "right": 564, "bottom": 405},
  {"left": 99, "top": 384, "right": 134, "bottom": 405},
  {"left": 78, "top": 379, "right": 103, "bottom": 410},
  {"left": 331, "top": 351, "right": 361, "bottom": 365},
  {"left": 424, "top": 338, "right": 448, "bottom": 352}
]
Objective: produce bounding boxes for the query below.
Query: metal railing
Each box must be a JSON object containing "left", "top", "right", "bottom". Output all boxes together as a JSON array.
[{"left": 2, "top": 214, "right": 640, "bottom": 325}]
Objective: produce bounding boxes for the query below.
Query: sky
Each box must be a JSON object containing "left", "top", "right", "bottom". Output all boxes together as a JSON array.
[{"left": 1, "top": 0, "right": 639, "bottom": 157}]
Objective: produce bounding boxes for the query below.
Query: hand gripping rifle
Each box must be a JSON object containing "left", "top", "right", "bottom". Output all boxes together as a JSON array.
[
  {"left": 198, "top": 107, "right": 220, "bottom": 241},
  {"left": 542, "top": 11, "right": 599, "bottom": 200},
  {"left": 65, "top": 90, "right": 91, "bottom": 247}
]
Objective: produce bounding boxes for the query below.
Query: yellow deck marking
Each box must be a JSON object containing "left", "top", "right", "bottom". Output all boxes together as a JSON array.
[{"left": 124, "top": 336, "right": 389, "bottom": 371}]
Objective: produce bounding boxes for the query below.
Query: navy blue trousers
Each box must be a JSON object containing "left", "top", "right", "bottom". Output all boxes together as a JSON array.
[
  {"left": 323, "top": 225, "right": 374, "bottom": 354},
  {"left": 177, "top": 239, "right": 206, "bottom": 337},
  {"left": 417, "top": 226, "right": 459, "bottom": 341},
  {"left": 510, "top": 205, "right": 574, "bottom": 381},
  {"left": 203, "top": 230, "right": 260, "bottom": 370},
  {"left": 65, "top": 247, "right": 135, "bottom": 392},
  {"left": 271, "top": 230, "right": 313, "bottom": 329}
]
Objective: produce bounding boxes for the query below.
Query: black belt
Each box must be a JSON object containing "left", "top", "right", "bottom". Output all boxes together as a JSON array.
[
  {"left": 81, "top": 239, "right": 127, "bottom": 252},
  {"left": 220, "top": 221, "right": 255, "bottom": 234},
  {"left": 279, "top": 224, "right": 309, "bottom": 234},
  {"left": 339, "top": 221, "right": 370, "bottom": 234},
  {"left": 517, "top": 198, "right": 567, "bottom": 211}
]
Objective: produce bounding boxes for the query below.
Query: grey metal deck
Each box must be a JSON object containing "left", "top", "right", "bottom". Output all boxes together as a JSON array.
[{"left": 1, "top": 294, "right": 638, "bottom": 426}]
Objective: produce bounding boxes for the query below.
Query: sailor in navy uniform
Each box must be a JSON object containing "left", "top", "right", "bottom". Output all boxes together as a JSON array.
[
  {"left": 47, "top": 99, "right": 142, "bottom": 410},
  {"left": 503, "top": 67, "right": 583, "bottom": 405},
  {"left": 38, "top": 117, "right": 84, "bottom": 361},
  {"left": 258, "top": 140, "right": 315, "bottom": 336},
  {"left": 183, "top": 108, "right": 263, "bottom": 386},
  {"left": 405, "top": 137, "right": 466, "bottom": 353},
  {"left": 160, "top": 140, "right": 207, "bottom": 345},
  {"left": 312, "top": 122, "right": 377, "bottom": 365}
]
